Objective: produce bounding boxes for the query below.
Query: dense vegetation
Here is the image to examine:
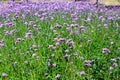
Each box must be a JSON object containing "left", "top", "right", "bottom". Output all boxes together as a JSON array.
[{"left": 0, "top": 1, "right": 120, "bottom": 80}]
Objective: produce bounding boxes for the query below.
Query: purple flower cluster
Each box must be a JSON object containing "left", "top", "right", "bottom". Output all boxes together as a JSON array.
[
  {"left": 0, "top": 2, "right": 101, "bottom": 21},
  {"left": 0, "top": 1, "right": 120, "bottom": 80}
]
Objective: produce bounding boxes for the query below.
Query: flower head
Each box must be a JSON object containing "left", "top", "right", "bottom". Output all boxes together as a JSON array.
[
  {"left": 2, "top": 73, "right": 8, "bottom": 77},
  {"left": 102, "top": 48, "right": 111, "bottom": 54},
  {"left": 55, "top": 74, "right": 60, "bottom": 79},
  {"left": 0, "top": 43, "right": 4, "bottom": 47},
  {"left": 79, "top": 71, "right": 85, "bottom": 75},
  {"left": 25, "top": 32, "right": 33, "bottom": 39}
]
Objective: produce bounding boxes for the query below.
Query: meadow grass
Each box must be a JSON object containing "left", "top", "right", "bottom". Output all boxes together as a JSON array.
[{"left": 0, "top": 1, "right": 120, "bottom": 80}]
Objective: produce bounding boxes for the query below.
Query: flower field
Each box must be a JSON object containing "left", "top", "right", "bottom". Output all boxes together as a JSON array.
[{"left": 0, "top": 1, "right": 120, "bottom": 80}]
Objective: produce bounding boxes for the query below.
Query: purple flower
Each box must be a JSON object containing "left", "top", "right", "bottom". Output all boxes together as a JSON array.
[
  {"left": 55, "top": 42, "right": 60, "bottom": 46},
  {"left": 64, "top": 49, "right": 69, "bottom": 53},
  {"left": 40, "top": 17, "right": 45, "bottom": 22},
  {"left": 80, "top": 57, "right": 84, "bottom": 60},
  {"left": 64, "top": 54, "right": 70, "bottom": 60},
  {"left": 81, "top": 29, "right": 85, "bottom": 33},
  {"left": 2, "top": 73, "right": 8, "bottom": 77},
  {"left": 84, "top": 60, "right": 93, "bottom": 67},
  {"left": 113, "top": 63, "right": 118, "bottom": 67},
  {"left": 79, "top": 71, "right": 85, "bottom": 75},
  {"left": 84, "top": 63, "right": 91, "bottom": 67},
  {"left": 28, "top": 21, "right": 35, "bottom": 26},
  {"left": 8, "top": 30, "right": 17, "bottom": 35},
  {"left": 25, "top": 32, "right": 33, "bottom": 39},
  {"left": 57, "top": 38, "right": 65, "bottom": 43},
  {"left": 50, "top": 17, "right": 54, "bottom": 21},
  {"left": 87, "top": 17, "right": 91, "bottom": 21},
  {"left": 0, "top": 24, "right": 3, "bottom": 28},
  {"left": 56, "top": 23, "right": 62, "bottom": 28},
  {"left": 55, "top": 74, "right": 60, "bottom": 79},
  {"left": 15, "top": 38, "right": 24, "bottom": 42},
  {"left": 66, "top": 27, "right": 71, "bottom": 31},
  {"left": 53, "top": 38, "right": 58, "bottom": 41},
  {"left": 52, "top": 63, "right": 57, "bottom": 67},
  {"left": 32, "top": 44, "right": 37, "bottom": 49},
  {"left": 85, "top": 60, "right": 93, "bottom": 63},
  {"left": 34, "top": 12, "right": 39, "bottom": 16},
  {"left": 69, "top": 41, "right": 75, "bottom": 46},
  {"left": 32, "top": 53, "right": 37, "bottom": 57},
  {"left": 104, "top": 24, "right": 108, "bottom": 28},
  {"left": 73, "top": 52, "right": 78, "bottom": 56},
  {"left": 70, "top": 24, "right": 79, "bottom": 27},
  {"left": 0, "top": 43, "right": 4, "bottom": 47},
  {"left": 7, "top": 22, "right": 14, "bottom": 28},
  {"left": 79, "top": 26, "right": 85, "bottom": 29},
  {"left": 109, "top": 66, "right": 113, "bottom": 70},
  {"left": 102, "top": 48, "right": 111, "bottom": 54}
]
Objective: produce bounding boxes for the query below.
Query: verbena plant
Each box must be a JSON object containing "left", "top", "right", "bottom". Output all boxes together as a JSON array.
[{"left": 0, "top": 1, "right": 120, "bottom": 80}]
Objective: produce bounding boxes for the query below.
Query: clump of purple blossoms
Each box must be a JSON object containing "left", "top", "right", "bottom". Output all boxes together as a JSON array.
[
  {"left": 102, "top": 48, "right": 111, "bottom": 54},
  {"left": 2, "top": 73, "right": 8, "bottom": 77}
]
